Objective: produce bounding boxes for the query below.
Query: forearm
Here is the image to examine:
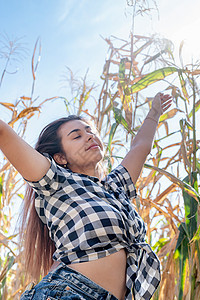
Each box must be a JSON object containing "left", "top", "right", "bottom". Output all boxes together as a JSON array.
[
  {"left": 131, "top": 107, "right": 160, "bottom": 152},
  {"left": 0, "top": 120, "right": 50, "bottom": 181},
  {"left": 122, "top": 93, "right": 172, "bottom": 184}
]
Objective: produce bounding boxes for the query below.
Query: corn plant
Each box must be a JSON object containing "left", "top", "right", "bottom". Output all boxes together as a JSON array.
[
  {"left": 1, "top": 28, "right": 200, "bottom": 300},
  {"left": 0, "top": 37, "right": 64, "bottom": 299},
  {"left": 64, "top": 35, "right": 200, "bottom": 300}
]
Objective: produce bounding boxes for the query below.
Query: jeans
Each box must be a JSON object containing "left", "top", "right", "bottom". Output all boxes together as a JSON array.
[{"left": 20, "top": 263, "right": 118, "bottom": 300}]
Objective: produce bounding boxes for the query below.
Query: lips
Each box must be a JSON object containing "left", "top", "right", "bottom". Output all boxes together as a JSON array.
[{"left": 86, "top": 143, "right": 99, "bottom": 151}]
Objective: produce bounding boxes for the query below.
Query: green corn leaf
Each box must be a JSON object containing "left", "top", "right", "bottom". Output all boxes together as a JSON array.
[
  {"left": 175, "top": 222, "right": 189, "bottom": 300},
  {"left": 119, "top": 58, "right": 126, "bottom": 79},
  {"left": 183, "top": 172, "right": 198, "bottom": 240},
  {"left": 179, "top": 72, "right": 189, "bottom": 102},
  {"left": 125, "top": 67, "right": 178, "bottom": 95},
  {"left": 185, "top": 120, "right": 193, "bottom": 131},
  {"left": 154, "top": 130, "right": 180, "bottom": 143},
  {"left": 196, "top": 241, "right": 200, "bottom": 272},
  {"left": 188, "top": 99, "right": 200, "bottom": 118},
  {"left": 119, "top": 58, "right": 128, "bottom": 89},
  {"left": 190, "top": 225, "right": 200, "bottom": 243},
  {"left": 17, "top": 193, "right": 24, "bottom": 200},
  {"left": 107, "top": 123, "right": 118, "bottom": 153},
  {"left": 0, "top": 255, "right": 15, "bottom": 292},
  {"left": 107, "top": 123, "right": 118, "bottom": 172},
  {"left": 7, "top": 255, "right": 14, "bottom": 272},
  {"left": 196, "top": 159, "right": 200, "bottom": 174},
  {"left": 180, "top": 118, "right": 193, "bottom": 132},
  {"left": 113, "top": 107, "right": 135, "bottom": 136},
  {"left": 152, "top": 237, "right": 170, "bottom": 252},
  {"left": 144, "top": 49, "right": 166, "bottom": 66},
  {"left": 176, "top": 222, "right": 189, "bottom": 250}
]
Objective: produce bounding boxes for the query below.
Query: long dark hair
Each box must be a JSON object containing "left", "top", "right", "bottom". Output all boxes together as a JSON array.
[{"left": 20, "top": 115, "right": 85, "bottom": 280}]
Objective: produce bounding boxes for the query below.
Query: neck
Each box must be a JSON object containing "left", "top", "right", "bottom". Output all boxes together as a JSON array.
[{"left": 69, "top": 163, "right": 100, "bottom": 179}]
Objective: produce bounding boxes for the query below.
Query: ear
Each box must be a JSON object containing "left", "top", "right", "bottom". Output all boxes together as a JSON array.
[{"left": 53, "top": 153, "right": 67, "bottom": 165}]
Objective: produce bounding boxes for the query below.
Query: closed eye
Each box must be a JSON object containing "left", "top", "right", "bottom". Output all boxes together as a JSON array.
[
  {"left": 74, "top": 135, "right": 81, "bottom": 139},
  {"left": 87, "top": 129, "right": 95, "bottom": 135}
]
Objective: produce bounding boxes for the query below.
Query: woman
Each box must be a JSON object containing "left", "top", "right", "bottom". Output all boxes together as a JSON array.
[{"left": 0, "top": 92, "right": 172, "bottom": 300}]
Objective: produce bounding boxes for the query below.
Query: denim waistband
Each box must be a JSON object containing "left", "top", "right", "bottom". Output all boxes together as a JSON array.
[{"left": 21, "top": 262, "right": 119, "bottom": 300}]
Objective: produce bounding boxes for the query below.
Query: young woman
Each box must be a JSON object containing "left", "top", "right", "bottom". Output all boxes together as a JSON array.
[{"left": 0, "top": 92, "right": 172, "bottom": 300}]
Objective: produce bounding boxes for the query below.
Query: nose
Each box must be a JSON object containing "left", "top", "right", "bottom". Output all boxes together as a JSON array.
[{"left": 86, "top": 131, "right": 94, "bottom": 140}]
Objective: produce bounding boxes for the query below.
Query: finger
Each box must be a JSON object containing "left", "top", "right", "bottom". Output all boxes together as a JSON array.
[
  {"left": 162, "top": 104, "right": 172, "bottom": 112},
  {"left": 162, "top": 98, "right": 172, "bottom": 104},
  {"left": 161, "top": 97, "right": 172, "bottom": 104},
  {"left": 160, "top": 94, "right": 172, "bottom": 99},
  {"left": 162, "top": 101, "right": 172, "bottom": 111},
  {"left": 162, "top": 94, "right": 171, "bottom": 98},
  {"left": 162, "top": 98, "right": 172, "bottom": 105},
  {"left": 162, "top": 99, "right": 172, "bottom": 106}
]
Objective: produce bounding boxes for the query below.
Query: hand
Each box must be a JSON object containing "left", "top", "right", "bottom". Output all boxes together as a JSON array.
[{"left": 152, "top": 93, "right": 172, "bottom": 117}]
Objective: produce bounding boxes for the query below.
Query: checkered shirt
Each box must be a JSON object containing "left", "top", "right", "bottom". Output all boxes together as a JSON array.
[{"left": 27, "top": 154, "right": 161, "bottom": 300}]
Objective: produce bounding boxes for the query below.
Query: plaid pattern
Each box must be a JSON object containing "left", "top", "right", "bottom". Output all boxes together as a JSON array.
[{"left": 27, "top": 154, "right": 161, "bottom": 300}]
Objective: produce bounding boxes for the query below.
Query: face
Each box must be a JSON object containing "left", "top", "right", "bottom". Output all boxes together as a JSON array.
[{"left": 56, "top": 119, "right": 104, "bottom": 175}]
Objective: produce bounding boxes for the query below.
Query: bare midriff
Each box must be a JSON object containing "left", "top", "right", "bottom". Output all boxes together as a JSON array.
[{"left": 50, "top": 248, "right": 127, "bottom": 300}]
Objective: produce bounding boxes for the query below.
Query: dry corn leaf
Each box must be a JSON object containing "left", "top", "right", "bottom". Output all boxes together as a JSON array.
[
  {"left": 39, "top": 96, "right": 61, "bottom": 106},
  {"left": 11, "top": 109, "right": 18, "bottom": 121},
  {"left": 144, "top": 163, "right": 200, "bottom": 201},
  {"left": 154, "top": 184, "right": 177, "bottom": 204},
  {"left": 0, "top": 161, "right": 11, "bottom": 174},
  {"left": 140, "top": 202, "right": 150, "bottom": 219},
  {"left": 8, "top": 107, "right": 40, "bottom": 126},
  {"left": 0, "top": 102, "right": 15, "bottom": 111},
  {"left": 26, "top": 112, "right": 35, "bottom": 119},
  {"left": 160, "top": 108, "right": 184, "bottom": 122},
  {"left": 20, "top": 96, "right": 31, "bottom": 101},
  {"left": 162, "top": 142, "right": 181, "bottom": 151},
  {"left": 139, "top": 169, "right": 156, "bottom": 189},
  {"left": 166, "top": 206, "right": 181, "bottom": 223},
  {"left": 180, "top": 139, "right": 191, "bottom": 170},
  {"left": 32, "top": 38, "right": 41, "bottom": 81},
  {"left": 159, "top": 251, "right": 176, "bottom": 300},
  {"left": 179, "top": 40, "right": 184, "bottom": 68},
  {"left": 163, "top": 121, "right": 169, "bottom": 135},
  {"left": 124, "top": 101, "right": 132, "bottom": 131},
  {"left": 187, "top": 69, "right": 200, "bottom": 75},
  {"left": 143, "top": 197, "right": 174, "bottom": 220}
]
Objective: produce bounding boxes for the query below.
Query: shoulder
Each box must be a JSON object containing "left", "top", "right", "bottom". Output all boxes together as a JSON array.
[
  {"left": 25, "top": 153, "right": 72, "bottom": 194},
  {"left": 102, "top": 164, "right": 137, "bottom": 199}
]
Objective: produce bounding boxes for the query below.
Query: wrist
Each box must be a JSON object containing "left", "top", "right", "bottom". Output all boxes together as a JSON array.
[
  {"left": 146, "top": 109, "right": 160, "bottom": 122},
  {"left": 145, "top": 116, "right": 159, "bottom": 124}
]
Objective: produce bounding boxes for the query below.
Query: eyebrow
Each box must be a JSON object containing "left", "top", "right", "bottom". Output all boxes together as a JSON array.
[{"left": 67, "top": 125, "right": 91, "bottom": 136}]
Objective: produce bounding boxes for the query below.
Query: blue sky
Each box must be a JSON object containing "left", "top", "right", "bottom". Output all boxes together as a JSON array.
[{"left": 0, "top": 0, "right": 200, "bottom": 144}]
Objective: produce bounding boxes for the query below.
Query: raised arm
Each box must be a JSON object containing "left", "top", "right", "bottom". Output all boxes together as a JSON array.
[
  {"left": 0, "top": 120, "right": 50, "bottom": 181},
  {"left": 121, "top": 93, "right": 172, "bottom": 185}
]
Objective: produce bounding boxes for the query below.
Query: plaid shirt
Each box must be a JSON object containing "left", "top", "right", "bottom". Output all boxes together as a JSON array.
[{"left": 27, "top": 154, "right": 161, "bottom": 300}]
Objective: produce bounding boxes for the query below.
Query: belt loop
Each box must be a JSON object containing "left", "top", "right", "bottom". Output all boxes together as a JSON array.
[
  {"left": 61, "top": 261, "right": 66, "bottom": 268},
  {"left": 25, "top": 282, "right": 35, "bottom": 291}
]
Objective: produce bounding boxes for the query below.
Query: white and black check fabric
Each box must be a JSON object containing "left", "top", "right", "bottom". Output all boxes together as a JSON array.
[{"left": 26, "top": 154, "right": 161, "bottom": 300}]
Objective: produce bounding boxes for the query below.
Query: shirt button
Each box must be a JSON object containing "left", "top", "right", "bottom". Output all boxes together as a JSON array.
[{"left": 65, "top": 286, "right": 71, "bottom": 291}]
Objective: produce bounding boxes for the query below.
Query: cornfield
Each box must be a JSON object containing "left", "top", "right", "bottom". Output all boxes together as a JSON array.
[{"left": 0, "top": 27, "right": 200, "bottom": 300}]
